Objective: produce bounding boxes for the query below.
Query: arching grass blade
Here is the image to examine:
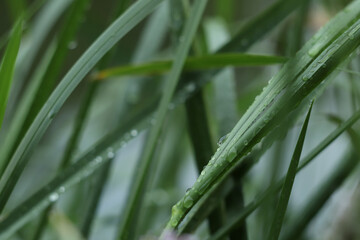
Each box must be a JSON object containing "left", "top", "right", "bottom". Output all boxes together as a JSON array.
[
  {"left": 167, "top": 1, "right": 360, "bottom": 231},
  {"left": 0, "top": 19, "right": 23, "bottom": 131},
  {"left": 209, "top": 108, "right": 360, "bottom": 240},
  {"left": 0, "top": 0, "right": 164, "bottom": 213}
]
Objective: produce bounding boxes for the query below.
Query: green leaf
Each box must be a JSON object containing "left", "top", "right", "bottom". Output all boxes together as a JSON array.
[
  {"left": 21, "top": 0, "right": 91, "bottom": 145},
  {"left": 267, "top": 101, "right": 313, "bottom": 240},
  {"left": 0, "top": 0, "right": 164, "bottom": 213},
  {"left": 93, "top": 53, "right": 286, "bottom": 80},
  {"left": 117, "top": 0, "right": 208, "bottom": 239},
  {"left": 282, "top": 150, "right": 359, "bottom": 240},
  {"left": 0, "top": 108, "right": 150, "bottom": 239},
  {"left": 209, "top": 108, "right": 360, "bottom": 240},
  {"left": 0, "top": 19, "right": 23, "bottom": 131},
  {"left": 0, "top": 41, "right": 56, "bottom": 175},
  {"left": 5, "top": 0, "right": 73, "bottom": 118},
  {"left": 167, "top": 0, "right": 360, "bottom": 231}
]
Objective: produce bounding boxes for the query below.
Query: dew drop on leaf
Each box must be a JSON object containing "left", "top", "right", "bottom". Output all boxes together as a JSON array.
[
  {"left": 217, "top": 134, "right": 228, "bottom": 146},
  {"left": 68, "top": 41, "right": 78, "bottom": 50},
  {"left": 49, "top": 193, "right": 59, "bottom": 202},
  {"left": 183, "top": 196, "right": 194, "bottom": 208}
]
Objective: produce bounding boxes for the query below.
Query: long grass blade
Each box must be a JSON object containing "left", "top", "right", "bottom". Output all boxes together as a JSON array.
[
  {"left": 0, "top": 0, "right": 90, "bottom": 178},
  {"left": 117, "top": 1, "right": 208, "bottom": 239},
  {"left": 267, "top": 101, "right": 313, "bottom": 240},
  {"left": 20, "top": 0, "right": 91, "bottom": 144},
  {"left": 282, "top": 150, "right": 359, "bottom": 240},
  {"left": 209, "top": 108, "right": 360, "bottom": 240},
  {"left": 4, "top": 0, "right": 73, "bottom": 119},
  {"left": 167, "top": 1, "right": 360, "bottom": 230},
  {"left": 0, "top": 20, "right": 23, "bottom": 130},
  {"left": 0, "top": 40, "right": 56, "bottom": 176},
  {"left": 94, "top": 53, "right": 286, "bottom": 80},
  {"left": 280, "top": 115, "right": 360, "bottom": 240},
  {"left": 0, "top": 108, "right": 151, "bottom": 239},
  {"left": 79, "top": 2, "right": 169, "bottom": 237},
  {"left": 0, "top": 0, "right": 164, "bottom": 213}
]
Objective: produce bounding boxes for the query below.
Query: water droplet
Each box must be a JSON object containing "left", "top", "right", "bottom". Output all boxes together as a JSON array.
[
  {"left": 227, "top": 147, "right": 237, "bottom": 162},
  {"left": 217, "top": 134, "right": 228, "bottom": 146},
  {"left": 302, "top": 74, "right": 310, "bottom": 81},
  {"left": 308, "top": 43, "right": 321, "bottom": 57},
  {"left": 107, "top": 151, "right": 115, "bottom": 159},
  {"left": 95, "top": 156, "right": 103, "bottom": 163},
  {"left": 200, "top": 169, "right": 206, "bottom": 176},
  {"left": 68, "top": 41, "right": 78, "bottom": 50},
  {"left": 244, "top": 140, "right": 248, "bottom": 146},
  {"left": 130, "top": 130, "right": 138, "bottom": 137},
  {"left": 59, "top": 186, "right": 65, "bottom": 193},
  {"left": 183, "top": 196, "right": 194, "bottom": 208},
  {"left": 49, "top": 193, "right": 59, "bottom": 202},
  {"left": 171, "top": 219, "right": 178, "bottom": 227}
]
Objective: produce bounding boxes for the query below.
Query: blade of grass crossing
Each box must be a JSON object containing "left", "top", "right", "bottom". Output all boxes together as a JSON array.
[
  {"left": 94, "top": 54, "right": 286, "bottom": 79},
  {"left": 0, "top": 0, "right": 308, "bottom": 233},
  {"left": 4, "top": 0, "right": 73, "bottom": 120},
  {"left": 0, "top": 0, "right": 165, "bottom": 213},
  {"left": 20, "top": 0, "right": 91, "bottom": 142},
  {"left": 31, "top": 0, "right": 156, "bottom": 238},
  {"left": 267, "top": 101, "right": 313, "bottom": 240},
  {"left": 0, "top": 107, "right": 152, "bottom": 239},
  {"left": 209, "top": 107, "right": 360, "bottom": 240},
  {"left": 168, "top": 1, "right": 360, "bottom": 230},
  {"left": 0, "top": 20, "right": 23, "bottom": 131},
  {"left": 0, "top": 0, "right": 90, "bottom": 179},
  {"left": 282, "top": 150, "right": 359, "bottom": 240},
  {"left": 79, "top": 1, "right": 169, "bottom": 237},
  {"left": 116, "top": 1, "right": 208, "bottom": 239},
  {"left": 280, "top": 115, "right": 360, "bottom": 240},
  {"left": 0, "top": 40, "right": 56, "bottom": 176},
  {"left": 173, "top": 0, "right": 228, "bottom": 234}
]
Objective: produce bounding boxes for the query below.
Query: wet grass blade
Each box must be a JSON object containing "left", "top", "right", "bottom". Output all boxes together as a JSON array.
[
  {"left": 0, "top": 108, "right": 151, "bottom": 239},
  {"left": 167, "top": 1, "right": 360, "bottom": 230},
  {"left": 0, "top": 0, "right": 90, "bottom": 178},
  {"left": 93, "top": 53, "right": 286, "bottom": 80},
  {"left": 117, "top": 1, "right": 208, "bottom": 239},
  {"left": 209, "top": 108, "right": 360, "bottom": 240},
  {"left": 0, "top": 0, "right": 164, "bottom": 213},
  {"left": 267, "top": 101, "right": 313, "bottom": 240},
  {"left": 0, "top": 19, "right": 23, "bottom": 131}
]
